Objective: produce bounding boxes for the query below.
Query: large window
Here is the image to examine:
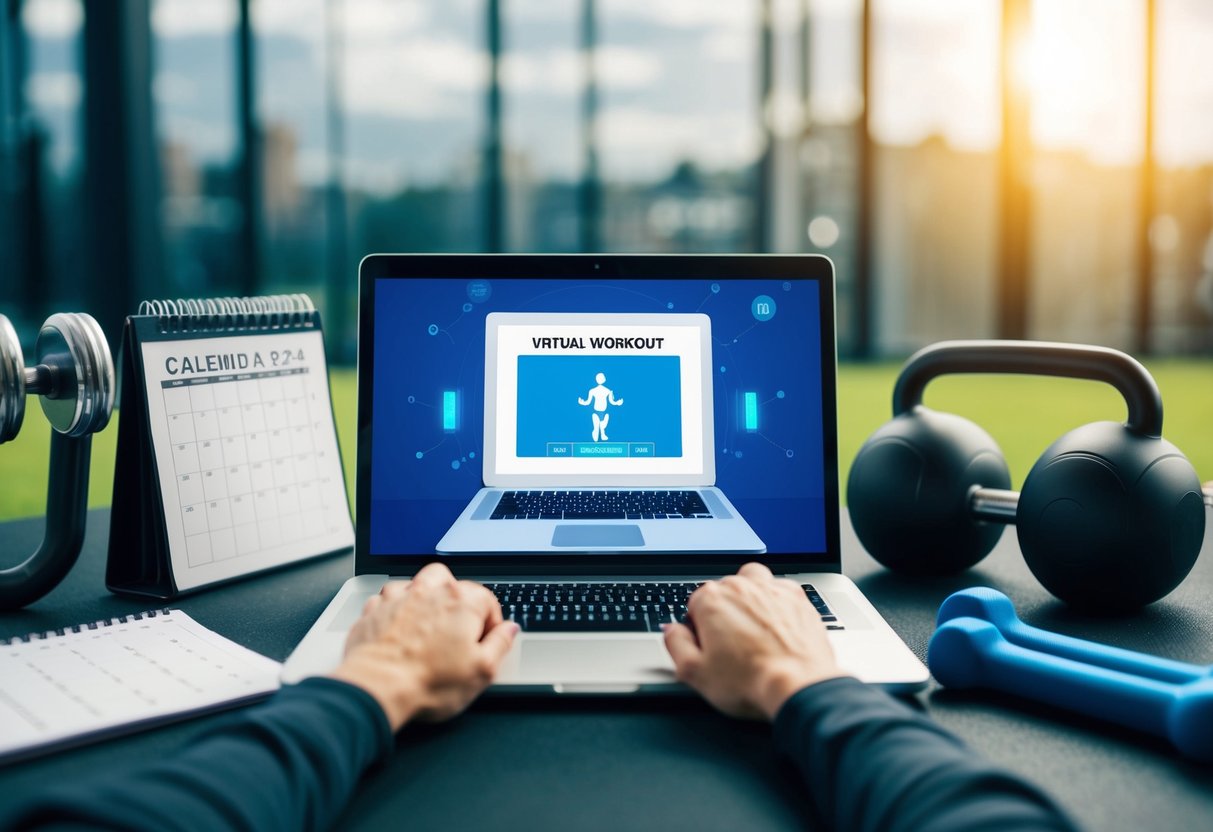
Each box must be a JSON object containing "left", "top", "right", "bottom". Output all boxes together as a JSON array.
[
  {"left": 870, "top": 0, "right": 1001, "bottom": 353},
  {"left": 1154, "top": 0, "right": 1213, "bottom": 352},
  {"left": 152, "top": 0, "right": 241, "bottom": 299},
  {"left": 1023, "top": 0, "right": 1145, "bottom": 349},
  {"left": 597, "top": 1, "right": 756, "bottom": 254},
  {"left": 2, "top": 0, "right": 1210, "bottom": 361},
  {"left": 801, "top": 0, "right": 863, "bottom": 355},
  {"left": 6, "top": 0, "right": 84, "bottom": 324},
  {"left": 501, "top": 2, "right": 579, "bottom": 252},
  {"left": 343, "top": 1, "right": 484, "bottom": 257},
  {"left": 253, "top": 0, "right": 328, "bottom": 297}
]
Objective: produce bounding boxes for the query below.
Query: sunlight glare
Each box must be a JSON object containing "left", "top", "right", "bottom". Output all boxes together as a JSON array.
[{"left": 1015, "top": 19, "right": 1094, "bottom": 108}]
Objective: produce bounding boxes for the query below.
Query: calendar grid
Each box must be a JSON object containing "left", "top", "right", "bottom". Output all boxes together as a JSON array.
[{"left": 161, "top": 366, "right": 347, "bottom": 569}]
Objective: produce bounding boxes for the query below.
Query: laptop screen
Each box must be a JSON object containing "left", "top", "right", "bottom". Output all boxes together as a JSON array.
[{"left": 360, "top": 259, "right": 839, "bottom": 571}]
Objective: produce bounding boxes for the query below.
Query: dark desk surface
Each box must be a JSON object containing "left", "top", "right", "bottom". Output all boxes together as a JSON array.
[{"left": 2, "top": 509, "right": 1212, "bottom": 830}]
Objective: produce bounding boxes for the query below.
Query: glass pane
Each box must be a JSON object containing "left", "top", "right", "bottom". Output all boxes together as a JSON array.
[
  {"left": 152, "top": 0, "right": 241, "bottom": 297},
  {"left": 598, "top": 0, "right": 756, "bottom": 253},
  {"left": 343, "top": 0, "right": 483, "bottom": 254},
  {"left": 12, "top": 0, "right": 84, "bottom": 317},
  {"left": 802, "top": 0, "right": 862, "bottom": 355},
  {"left": 870, "top": 0, "right": 1001, "bottom": 353},
  {"left": 1025, "top": 0, "right": 1145, "bottom": 347},
  {"left": 502, "top": 2, "right": 579, "bottom": 251},
  {"left": 1153, "top": 0, "right": 1213, "bottom": 352},
  {"left": 253, "top": 0, "right": 327, "bottom": 295}
]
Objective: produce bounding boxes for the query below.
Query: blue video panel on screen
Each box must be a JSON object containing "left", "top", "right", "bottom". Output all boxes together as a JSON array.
[{"left": 516, "top": 355, "right": 683, "bottom": 459}]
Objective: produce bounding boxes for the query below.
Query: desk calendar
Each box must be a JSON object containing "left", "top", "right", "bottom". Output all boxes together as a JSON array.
[{"left": 106, "top": 296, "right": 354, "bottom": 597}]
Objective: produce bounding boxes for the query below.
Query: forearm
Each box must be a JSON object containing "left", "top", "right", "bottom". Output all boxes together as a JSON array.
[
  {"left": 774, "top": 677, "right": 1077, "bottom": 832},
  {"left": 9, "top": 677, "right": 393, "bottom": 832}
]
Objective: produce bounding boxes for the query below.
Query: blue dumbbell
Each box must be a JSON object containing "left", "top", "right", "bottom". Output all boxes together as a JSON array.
[{"left": 928, "top": 587, "right": 1213, "bottom": 762}]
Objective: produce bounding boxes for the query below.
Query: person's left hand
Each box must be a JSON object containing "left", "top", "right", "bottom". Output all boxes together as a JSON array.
[{"left": 330, "top": 563, "right": 519, "bottom": 731}]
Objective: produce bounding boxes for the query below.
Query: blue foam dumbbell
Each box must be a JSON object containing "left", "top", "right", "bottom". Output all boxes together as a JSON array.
[{"left": 928, "top": 587, "right": 1213, "bottom": 762}]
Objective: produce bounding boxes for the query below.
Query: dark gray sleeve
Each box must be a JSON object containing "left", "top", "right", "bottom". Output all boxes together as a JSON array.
[
  {"left": 8, "top": 677, "right": 393, "bottom": 832},
  {"left": 773, "top": 676, "right": 1078, "bottom": 832}
]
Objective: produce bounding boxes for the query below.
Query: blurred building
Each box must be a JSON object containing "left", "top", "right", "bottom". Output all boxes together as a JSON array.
[{"left": 261, "top": 121, "right": 301, "bottom": 231}]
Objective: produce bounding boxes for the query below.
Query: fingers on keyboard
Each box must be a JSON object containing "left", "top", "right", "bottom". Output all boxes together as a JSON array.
[{"left": 484, "top": 582, "right": 843, "bottom": 633}]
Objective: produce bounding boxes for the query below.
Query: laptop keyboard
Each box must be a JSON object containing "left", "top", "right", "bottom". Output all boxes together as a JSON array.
[
  {"left": 489, "top": 490, "right": 713, "bottom": 520},
  {"left": 484, "top": 582, "right": 844, "bottom": 633}
]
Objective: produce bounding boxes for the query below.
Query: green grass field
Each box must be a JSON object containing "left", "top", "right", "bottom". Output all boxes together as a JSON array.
[{"left": 0, "top": 361, "right": 1208, "bottom": 521}]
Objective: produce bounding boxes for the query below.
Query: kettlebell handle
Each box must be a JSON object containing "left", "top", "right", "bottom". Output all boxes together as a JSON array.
[{"left": 892, "top": 340, "right": 1164, "bottom": 437}]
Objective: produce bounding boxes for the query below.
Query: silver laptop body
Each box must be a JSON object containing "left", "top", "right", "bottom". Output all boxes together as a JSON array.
[{"left": 283, "top": 254, "right": 928, "bottom": 693}]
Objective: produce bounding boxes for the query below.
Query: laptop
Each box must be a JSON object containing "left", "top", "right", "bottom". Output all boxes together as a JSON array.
[
  {"left": 435, "top": 311, "right": 765, "bottom": 555},
  {"left": 283, "top": 254, "right": 928, "bottom": 693}
]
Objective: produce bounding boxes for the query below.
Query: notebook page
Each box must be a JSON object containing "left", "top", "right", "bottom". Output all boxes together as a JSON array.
[{"left": 0, "top": 611, "right": 281, "bottom": 761}]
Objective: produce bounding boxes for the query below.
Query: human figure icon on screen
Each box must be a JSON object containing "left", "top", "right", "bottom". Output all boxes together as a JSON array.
[{"left": 577, "top": 372, "right": 623, "bottom": 441}]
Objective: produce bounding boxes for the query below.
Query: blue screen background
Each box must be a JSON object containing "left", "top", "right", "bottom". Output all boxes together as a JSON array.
[
  {"left": 516, "top": 355, "right": 683, "bottom": 458},
  {"left": 370, "top": 278, "right": 828, "bottom": 555}
]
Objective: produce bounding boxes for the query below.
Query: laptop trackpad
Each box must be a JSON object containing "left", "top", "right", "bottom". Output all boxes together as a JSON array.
[
  {"left": 550, "top": 525, "right": 645, "bottom": 547},
  {"left": 514, "top": 638, "right": 674, "bottom": 685}
]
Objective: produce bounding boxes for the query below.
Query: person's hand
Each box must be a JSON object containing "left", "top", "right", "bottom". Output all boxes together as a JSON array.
[
  {"left": 663, "top": 563, "right": 848, "bottom": 721},
  {"left": 329, "top": 563, "right": 519, "bottom": 731}
]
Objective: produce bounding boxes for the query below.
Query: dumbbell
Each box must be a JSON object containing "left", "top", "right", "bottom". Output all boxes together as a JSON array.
[
  {"left": 0, "top": 312, "right": 114, "bottom": 609},
  {"left": 848, "top": 340, "right": 1206, "bottom": 611},
  {"left": 929, "top": 587, "right": 1213, "bottom": 762}
]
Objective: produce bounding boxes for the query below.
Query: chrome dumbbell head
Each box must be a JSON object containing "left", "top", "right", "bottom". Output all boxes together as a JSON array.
[
  {"left": 0, "top": 311, "right": 114, "bottom": 610},
  {"left": 0, "top": 314, "right": 26, "bottom": 443},
  {"left": 34, "top": 313, "right": 115, "bottom": 438}
]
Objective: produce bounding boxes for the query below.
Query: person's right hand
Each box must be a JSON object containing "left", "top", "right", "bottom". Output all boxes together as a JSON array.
[
  {"left": 329, "top": 563, "right": 519, "bottom": 731},
  {"left": 663, "top": 563, "right": 849, "bottom": 721}
]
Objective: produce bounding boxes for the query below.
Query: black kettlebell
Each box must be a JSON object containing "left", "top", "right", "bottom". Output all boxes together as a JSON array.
[{"left": 847, "top": 340, "right": 1205, "bottom": 612}]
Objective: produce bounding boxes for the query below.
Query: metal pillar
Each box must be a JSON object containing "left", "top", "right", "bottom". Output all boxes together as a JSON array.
[
  {"left": 997, "top": 0, "right": 1032, "bottom": 341},
  {"left": 1135, "top": 0, "right": 1157, "bottom": 354},
  {"left": 236, "top": 0, "right": 260, "bottom": 298},
  {"left": 484, "top": 0, "right": 504, "bottom": 252},
  {"left": 579, "top": 0, "right": 600, "bottom": 253},
  {"left": 800, "top": 0, "right": 811, "bottom": 112},
  {"left": 797, "top": 0, "right": 813, "bottom": 259},
  {"left": 325, "top": 0, "right": 350, "bottom": 362},
  {"left": 0, "top": 0, "right": 28, "bottom": 314},
  {"left": 754, "top": 0, "right": 774, "bottom": 253},
  {"left": 854, "top": 0, "right": 873, "bottom": 357},
  {"left": 82, "top": 0, "right": 163, "bottom": 347}
]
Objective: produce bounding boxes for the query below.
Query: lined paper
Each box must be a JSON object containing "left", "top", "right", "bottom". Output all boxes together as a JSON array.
[{"left": 1, "top": 610, "right": 281, "bottom": 763}]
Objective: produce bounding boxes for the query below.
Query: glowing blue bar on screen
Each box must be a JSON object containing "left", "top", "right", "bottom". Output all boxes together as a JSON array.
[
  {"left": 443, "top": 391, "right": 457, "bottom": 431},
  {"left": 744, "top": 392, "right": 758, "bottom": 432}
]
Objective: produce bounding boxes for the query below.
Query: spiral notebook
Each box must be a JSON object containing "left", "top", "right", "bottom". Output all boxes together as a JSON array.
[
  {"left": 107, "top": 295, "right": 354, "bottom": 598},
  {"left": 0, "top": 610, "right": 281, "bottom": 764}
]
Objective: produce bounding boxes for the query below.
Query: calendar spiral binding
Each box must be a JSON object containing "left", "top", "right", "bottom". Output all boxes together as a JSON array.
[
  {"left": 137, "top": 294, "right": 317, "bottom": 334},
  {"left": 3, "top": 608, "right": 173, "bottom": 646}
]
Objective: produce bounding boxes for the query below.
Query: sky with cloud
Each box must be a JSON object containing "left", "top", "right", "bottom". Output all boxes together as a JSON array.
[{"left": 19, "top": 0, "right": 1213, "bottom": 191}]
